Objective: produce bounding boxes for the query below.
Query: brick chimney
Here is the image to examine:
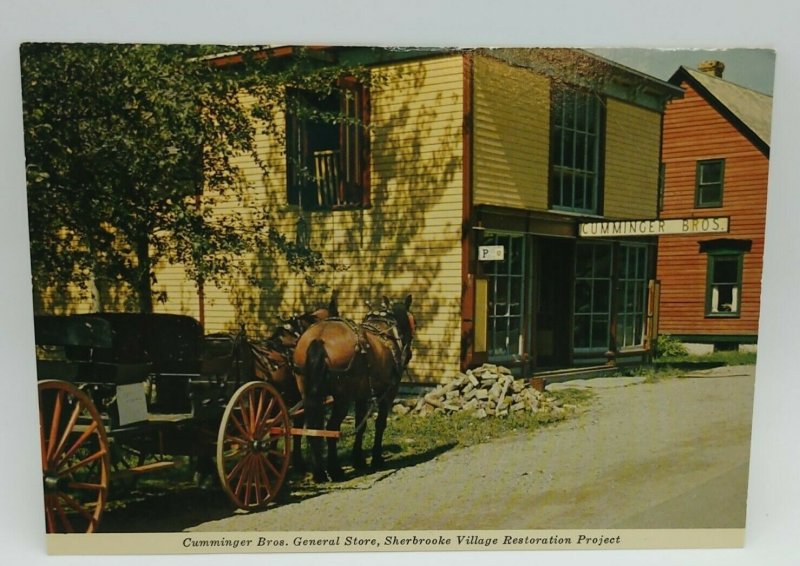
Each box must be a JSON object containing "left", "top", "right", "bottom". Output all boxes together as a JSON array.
[{"left": 698, "top": 60, "right": 725, "bottom": 78}]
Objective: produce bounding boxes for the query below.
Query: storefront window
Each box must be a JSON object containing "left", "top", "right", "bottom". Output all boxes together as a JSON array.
[
  {"left": 485, "top": 233, "right": 526, "bottom": 361},
  {"left": 617, "top": 244, "right": 648, "bottom": 349},
  {"left": 573, "top": 242, "right": 612, "bottom": 351}
]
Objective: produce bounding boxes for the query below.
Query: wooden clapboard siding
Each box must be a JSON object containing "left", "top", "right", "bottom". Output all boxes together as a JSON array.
[
  {"left": 472, "top": 53, "right": 550, "bottom": 211},
  {"left": 604, "top": 99, "right": 661, "bottom": 218},
  {"left": 154, "top": 54, "right": 465, "bottom": 383},
  {"left": 657, "top": 80, "right": 769, "bottom": 338}
]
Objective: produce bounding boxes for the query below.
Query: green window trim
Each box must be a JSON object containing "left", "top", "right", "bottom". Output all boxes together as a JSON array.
[
  {"left": 705, "top": 250, "right": 743, "bottom": 318},
  {"left": 695, "top": 159, "right": 725, "bottom": 209}
]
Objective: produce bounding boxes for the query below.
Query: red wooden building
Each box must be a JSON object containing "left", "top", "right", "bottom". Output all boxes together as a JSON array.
[{"left": 657, "top": 61, "right": 772, "bottom": 352}]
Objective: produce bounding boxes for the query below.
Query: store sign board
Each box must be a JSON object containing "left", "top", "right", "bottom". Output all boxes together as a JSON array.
[
  {"left": 478, "top": 245, "right": 505, "bottom": 261},
  {"left": 579, "top": 217, "right": 729, "bottom": 238}
]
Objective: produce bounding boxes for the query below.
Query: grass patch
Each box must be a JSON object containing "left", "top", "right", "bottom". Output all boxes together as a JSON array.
[
  {"left": 658, "top": 350, "right": 757, "bottom": 366},
  {"left": 327, "top": 388, "right": 597, "bottom": 468}
]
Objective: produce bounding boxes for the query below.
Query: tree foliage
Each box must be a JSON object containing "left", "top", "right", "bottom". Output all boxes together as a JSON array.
[{"left": 21, "top": 44, "right": 367, "bottom": 312}]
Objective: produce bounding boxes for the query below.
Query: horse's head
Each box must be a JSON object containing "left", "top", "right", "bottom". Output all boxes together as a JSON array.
[{"left": 384, "top": 294, "right": 415, "bottom": 344}]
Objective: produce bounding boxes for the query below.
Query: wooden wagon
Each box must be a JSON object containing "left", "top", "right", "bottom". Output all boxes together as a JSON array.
[{"left": 35, "top": 312, "right": 335, "bottom": 534}]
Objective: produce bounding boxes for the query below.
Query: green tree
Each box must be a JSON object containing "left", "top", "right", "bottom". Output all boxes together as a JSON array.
[{"left": 21, "top": 44, "right": 363, "bottom": 312}]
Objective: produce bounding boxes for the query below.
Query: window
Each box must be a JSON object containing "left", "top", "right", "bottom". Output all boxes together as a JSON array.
[
  {"left": 695, "top": 159, "right": 725, "bottom": 208},
  {"left": 551, "top": 89, "right": 603, "bottom": 214},
  {"left": 706, "top": 251, "right": 742, "bottom": 316},
  {"left": 286, "top": 78, "right": 369, "bottom": 210},
  {"left": 573, "top": 243, "right": 612, "bottom": 351},
  {"left": 484, "top": 233, "right": 526, "bottom": 362},
  {"left": 616, "top": 244, "right": 649, "bottom": 349}
]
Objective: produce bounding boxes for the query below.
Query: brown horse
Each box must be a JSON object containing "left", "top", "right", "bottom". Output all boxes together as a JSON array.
[
  {"left": 247, "top": 291, "right": 339, "bottom": 471},
  {"left": 196, "top": 291, "right": 338, "bottom": 481},
  {"left": 293, "top": 295, "right": 415, "bottom": 482}
]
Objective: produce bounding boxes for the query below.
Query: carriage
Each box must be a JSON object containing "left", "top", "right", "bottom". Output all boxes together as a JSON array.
[{"left": 35, "top": 312, "right": 337, "bottom": 534}]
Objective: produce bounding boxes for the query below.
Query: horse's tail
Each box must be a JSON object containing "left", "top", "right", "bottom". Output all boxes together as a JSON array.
[{"left": 303, "top": 338, "right": 328, "bottom": 411}]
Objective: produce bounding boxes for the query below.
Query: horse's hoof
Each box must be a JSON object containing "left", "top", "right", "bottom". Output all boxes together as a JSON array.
[
  {"left": 312, "top": 471, "right": 329, "bottom": 483},
  {"left": 329, "top": 468, "right": 346, "bottom": 482},
  {"left": 371, "top": 456, "right": 385, "bottom": 470},
  {"left": 352, "top": 457, "right": 368, "bottom": 471}
]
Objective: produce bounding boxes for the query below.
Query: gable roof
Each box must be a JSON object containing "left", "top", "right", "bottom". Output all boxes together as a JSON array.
[{"left": 671, "top": 66, "right": 772, "bottom": 155}]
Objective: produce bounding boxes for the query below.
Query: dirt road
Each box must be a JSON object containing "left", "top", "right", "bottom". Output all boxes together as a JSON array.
[{"left": 188, "top": 365, "right": 755, "bottom": 531}]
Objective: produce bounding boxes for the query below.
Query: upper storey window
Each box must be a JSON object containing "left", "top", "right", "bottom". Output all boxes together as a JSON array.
[
  {"left": 286, "top": 78, "right": 369, "bottom": 210},
  {"left": 695, "top": 159, "right": 725, "bottom": 208},
  {"left": 551, "top": 89, "right": 603, "bottom": 215}
]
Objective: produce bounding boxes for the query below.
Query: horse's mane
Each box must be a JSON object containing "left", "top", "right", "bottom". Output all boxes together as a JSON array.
[{"left": 388, "top": 301, "right": 413, "bottom": 343}]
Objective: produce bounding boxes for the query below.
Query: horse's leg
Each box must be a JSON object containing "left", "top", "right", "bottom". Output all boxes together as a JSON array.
[
  {"left": 304, "top": 399, "right": 327, "bottom": 483},
  {"left": 325, "top": 399, "right": 349, "bottom": 481},
  {"left": 352, "top": 398, "right": 369, "bottom": 470},
  {"left": 371, "top": 395, "right": 392, "bottom": 470}
]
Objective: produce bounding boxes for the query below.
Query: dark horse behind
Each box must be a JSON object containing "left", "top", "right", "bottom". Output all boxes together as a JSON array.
[{"left": 293, "top": 295, "right": 415, "bottom": 482}]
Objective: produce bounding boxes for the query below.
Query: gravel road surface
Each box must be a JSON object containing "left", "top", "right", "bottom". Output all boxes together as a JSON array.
[{"left": 188, "top": 365, "right": 755, "bottom": 531}]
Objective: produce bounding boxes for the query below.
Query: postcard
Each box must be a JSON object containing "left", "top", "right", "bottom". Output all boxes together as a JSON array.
[{"left": 18, "top": 41, "right": 775, "bottom": 555}]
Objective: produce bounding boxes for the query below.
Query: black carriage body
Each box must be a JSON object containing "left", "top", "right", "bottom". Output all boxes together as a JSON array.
[{"left": 34, "top": 313, "right": 253, "bottom": 456}]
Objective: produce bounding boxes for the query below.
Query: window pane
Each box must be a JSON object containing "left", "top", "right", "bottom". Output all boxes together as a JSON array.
[
  {"left": 594, "top": 244, "right": 612, "bottom": 277},
  {"left": 714, "top": 257, "right": 738, "bottom": 283},
  {"left": 574, "top": 315, "right": 590, "bottom": 349},
  {"left": 701, "top": 161, "right": 722, "bottom": 183},
  {"left": 592, "top": 317, "right": 609, "bottom": 349},
  {"left": 593, "top": 280, "right": 610, "bottom": 312},
  {"left": 575, "top": 281, "right": 592, "bottom": 313}
]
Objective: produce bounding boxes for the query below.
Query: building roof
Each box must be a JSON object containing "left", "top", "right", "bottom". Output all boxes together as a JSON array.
[
  {"left": 480, "top": 48, "right": 684, "bottom": 112},
  {"left": 671, "top": 66, "right": 772, "bottom": 152}
]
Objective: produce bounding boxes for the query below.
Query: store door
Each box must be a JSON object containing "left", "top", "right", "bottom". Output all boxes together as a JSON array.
[{"left": 535, "top": 238, "right": 574, "bottom": 368}]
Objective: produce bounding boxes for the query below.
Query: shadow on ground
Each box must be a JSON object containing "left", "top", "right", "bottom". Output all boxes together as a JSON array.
[{"left": 98, "top": 442, "right": 458, "bottom": 532}]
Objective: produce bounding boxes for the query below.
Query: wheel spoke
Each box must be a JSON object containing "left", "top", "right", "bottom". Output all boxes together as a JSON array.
[
  {"left": 44, "top": 496, "right": 56, "bottom": 533},
  {"left": 243, "top": 457, "right": 254, "bottom": 507},
  {"left": 58, "top": 448, "right": 107, "bottom": 477},
  {"left": 225, "top": 451, "right": 249, "bottom": 483},
  {"left": 52, "top": 402, "right": 82, "bottom": 468},
  {"left": 255, "top": 399, "right": 277, "bottom": 437},
  {"left": 254, "top": 388, "right": 265, "bottom": 433},
  {"left": 233, "top": 456, "right": 253, "bottom": 500},
  {"left": 53, "top": 497, "right": 74, "bottom": 534},
  {"left": 228, "top": 410, "right": 251, "bottom": 442},
  {"left": 57, "top": 420, "right": 98, "bottom": 468},
  {"left": 223, "top": 434, "right": 249, "bottom": 448},
  {"left": 59, "top": 492, "right": 96, "bottom": 525},
  {"left": 255, "top": 455, "right": 273, "bottom": 498},
  {"left": 45, "top": 390, "right": 64, "bottom": 464}
]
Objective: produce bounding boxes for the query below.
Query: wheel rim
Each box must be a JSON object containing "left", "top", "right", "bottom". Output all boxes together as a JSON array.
[
  {"left": 217, "top": 381, "right": 292, "bottom": 509},
  {"left": 38, "top": 380, "right": 110, "bottom": 533}
]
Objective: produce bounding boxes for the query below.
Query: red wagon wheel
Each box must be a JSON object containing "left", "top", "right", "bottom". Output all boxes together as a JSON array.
[
  {"left": 38, "top": 380, "right": 111, "bottom": 534},
  {"left": 216, "top": 381, "right": 292, "bottom": 509}
]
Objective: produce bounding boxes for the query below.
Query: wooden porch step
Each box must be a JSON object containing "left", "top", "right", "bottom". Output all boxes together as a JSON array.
[{"left": 532, "top": 364, "right": 615, "bottom": 385}]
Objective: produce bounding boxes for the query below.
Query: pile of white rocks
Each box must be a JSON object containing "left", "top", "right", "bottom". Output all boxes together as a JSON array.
[{"left": 393, "top": 363, "right": 572, "bottom": 419}]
